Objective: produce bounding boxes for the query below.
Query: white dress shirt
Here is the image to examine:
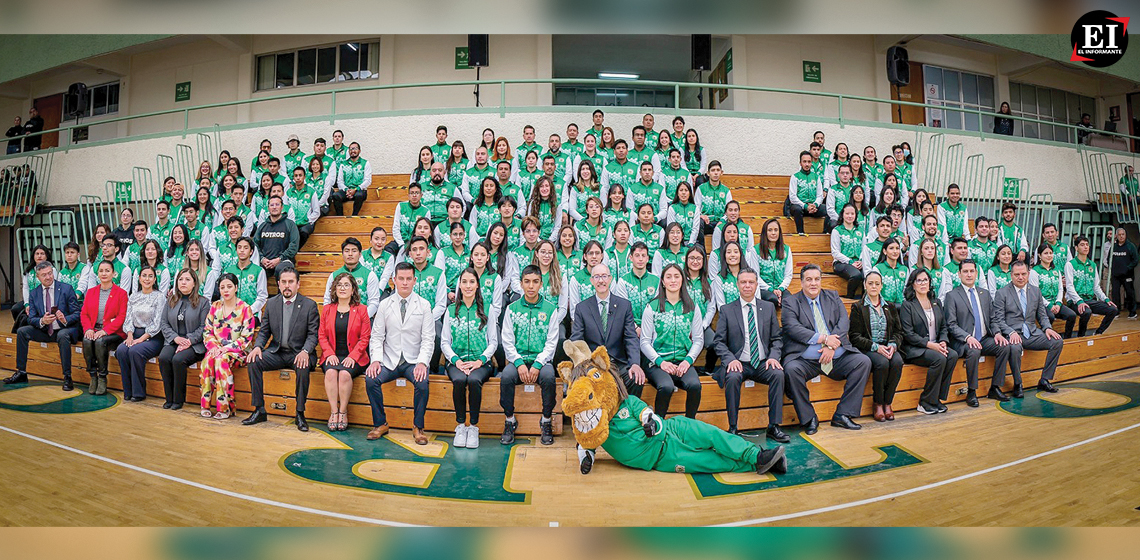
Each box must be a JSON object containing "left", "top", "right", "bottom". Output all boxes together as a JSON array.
[
  {"left": 368, "top": 291, "right": 435, "bottom": 370},
  {"left": 965, "top": 285, "right": 986, "bottom": 338},
  {"left": 738, "top": 296, "right": 765, "bottom": 363}
]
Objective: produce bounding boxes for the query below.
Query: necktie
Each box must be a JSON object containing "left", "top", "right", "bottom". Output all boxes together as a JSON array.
[
  {"left": 45, "top": 287, "right": 54, "bottom": 336},
  {"left": 599, "top": 300, "right": 608, "bottom": 333},
  {"left": 968, "top": 288, "right": 983, "bottom": 340},
  {"left": 281, "top": 299, "right": 293, "bottom": 350},
  {"left": 400, "top": 298, "right": 407, "bottom": 321},
  {"left": 812, "top": 299, "right": 833, "bottom": 374},
  {"left": 1018, "top": 288, "right": 1030, "bottom": 338},
  {"left": 747, "top": 303, "right": 761, "bottom": 366}
]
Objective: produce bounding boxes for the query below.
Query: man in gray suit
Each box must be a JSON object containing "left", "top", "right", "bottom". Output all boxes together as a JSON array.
[
  {"left": 712, "top": 268, "right": 789, "bottom": 442},
  {"left": 992, "top": 261, "right": 1064, "bottom": 395},
  {"left": 944, "top": 259, "right": 1016, "bottom": 405},
  {"left": 781, "top": 265, "right": 871, "bottom": 433},
  {"left": 243, "top": 267, "right": 321, "bottom": 431},
  {"left": 569, "top": 263, "right": 644, "bottom": 395}
]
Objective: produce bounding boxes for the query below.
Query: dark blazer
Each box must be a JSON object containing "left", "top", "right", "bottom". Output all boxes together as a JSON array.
[
  {"left": 713, "top": 297, "right": 782, "bottom": 364},
  {"left": 898, "top": 297, "right": 949, "bottom": 359},
  {"left": 159, "top": 295, "right": 210, "bottom": 353},
  {"left": 944, "top": 284, "right": 997, "bottom": 349},
  {"left": 318, "top": 303, "right": 372, "bottom": 365},
  {"left": 848, "top": 297, "right": 903, "bottom": 353},
  {"left": 81, "top": 285, "right": 129, "bottom": 337},
  {"left": 27, "top": 280, "right": 82, "bottom": 333},
  {"left": 570, "top": 294, "right": 640, "bottom": 367},
  {"left": 255, "top": 293, "right": 320, "bottom": 355},
  {"left": 781, "top": 289, "right": 855, "bottom": 362},
  {"left": 992, "top": 282, "right": 1051, "bottom": 339}
]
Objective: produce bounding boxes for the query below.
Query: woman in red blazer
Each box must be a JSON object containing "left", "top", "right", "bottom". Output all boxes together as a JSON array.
[
  {"left": 81, "top": 260, "right": 129, "bottom": 396},
  {"left": 319, "top": 271, "right": 372, "bottom": 431}
]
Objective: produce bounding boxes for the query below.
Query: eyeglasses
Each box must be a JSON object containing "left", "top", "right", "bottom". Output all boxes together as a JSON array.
[
  {"left": 591, "top": 274, "right": 611, "bottom": 280},
  {"left": 914, "top": 278, "right": 930, "bottom": 284}
]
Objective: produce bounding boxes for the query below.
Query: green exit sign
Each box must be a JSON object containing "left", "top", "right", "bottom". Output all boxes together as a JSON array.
[
  {"left": 803, "top": 61, "right": 821, "bottom": 83},
  {"left": 175, "top": 81, "right": 191, "bottom": 102},
  {"left": 455, "top": 47, "right": 470, "bottom": 70}
]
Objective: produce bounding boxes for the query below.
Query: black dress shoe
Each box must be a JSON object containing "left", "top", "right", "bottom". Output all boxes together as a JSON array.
[
  {"left": 770, "top": 453, "right": 788, "bottom": 475},
  {"left": 295, "top": 413, "right": 309, "bottom": 432},
  {"left": 830, "top": 414, "right": 862, "bottom": 430},
  {"left": 580, "top": 449, "right": 595, "bottom": 475},
  {"left": 62, "top": 377, "right": 74, "bottom": 392},
  {"left": 987, "top": 387, "right": 1010, "bottom": 402},
  {"left": 242, "top": 410, "right": 268, "bottom": 426},
  {"left": 966, "top": 390, "right": 979, "bottom": 408},
  {"left": 162, "top": 402, "right": 173, "bottom": 409},
  {"left": 755, "top": 446, "right": 786, "bottom": 475},
  {"left": 727, "top": 427, "right": 739, "bottom": 435},
  {"left": 3, "top": 371, "right": 28, "bottom": 384},
  {"left": 802, "top": 417, "right": 819, "bottom": 436},
  {"left": 171, "top": 403, "right": 183, "bottom": 410},
  {"left": 766, "top": 425, "right": 791, "bottom": 443},
  {"left": 1012, "top": 384, "right": 1024, "bottom": 399},
  {"left": 935, "top": 402, "right": 948, "bottom": 413},
  {"left": 1037, "top": 380, "right": 1058, "bottom": 393}
]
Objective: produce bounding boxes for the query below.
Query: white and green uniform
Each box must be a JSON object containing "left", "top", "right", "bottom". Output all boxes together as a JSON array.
[
  {"left": 1045, "top": 240, "right": 1072, "bottom": 272},
  {"left": 987, "top": 267, "right": 1013, "bottom": 298},
  {"left": 566, "top": 268, "right": 600, "bottom": 320},
  {"left": 567, "top": 185, "right": 604, "bottom": 221},
  {"left": 471, "top": 202, "right": 500, "bottom": 237},
  {"left": 442, "top": 299, "right": 498, "bottom": 365},
  {"left": 541, "top": 150, "right": 573, "bottom": 183},
  {"left": 1030, "top": 264, "right": 1064, "bottom": 308},
  {"left": 860, "top": 237, "right": 888, "bottom": 272},
  {"left": 831, "top": 224, "right": 863, "bottom": 266},
  {"left": 937, "top": 201, "right": 970, "bottom": 240},
  {"left": 875, "top": 261, "right": 909, "bottom": 305},
  {"left": 556, "top": 249, "right": 583, "bottom": 276},
  {"left": 650, "top": 247, "right": 686, "bottom": 276},
  {"left": 575, "top": 220, "right": 608, "bottom": 251},
  {"left": 510, "top": 168, "right": 541, "bottom": 207},
  {"left": 514, "top": 143, "right": 541, "bottom": 167},
  {"left": 712, "top": 271, "right": 741, "bottom": 307},
  {"left": 666, "top": 201, "right": 698, "bottom": 244},
  {"left": 628, "top": 180, "right": 666, "bottom": 221},
  {"left": 968, "top": 238, "right": 998, "bottom": 274},
  {"left": 461, "top": 164, "right": 495, "bottom": 204},
  {"left": 433, "top": 244, "right": 472, "bottom": 292},
  {"left": 223, "top": 261, "right": 267, "bottom": 315},
  {"left": 361, "top": 248, "right": 394, "bottom": 292},
  {"left": 148, "top": 219, "right": 175, "bottom": 252},
  {"left": 338, "top": 157, "right": 371, "bottom": 192},
  {"left": 283, "top": 150, "right": 307, "bottom": 176},
  {"left": 57, "top": 261, "right": 89, "bottom": 303},
  {"left": 754, "top": 244, "right": 793, "bottom": 293},
  {"left": 502, "top": 296, "right": 560, "bottom": 370},
  {"left": 393, "top": 201, "right": 430, "bottom": 247},
  {"left": 607, "top": 246, "right": 633, "bottom": 281},
  {"left": 574, "top": 150, "right": 607, "bottom": 179},
  {"left": 602, "top": 159, "right": 639, "bottom": 195},
  {"left": 412, "top": 264, "right": 448, "bottom": 321},
  {"left": 656, "top": 165, "right": 688, "bottom": 201},
  {"left": 532, "top": 202, "right": 561, "bottom": 241},
  {"left": 825, "top": 182, "right": 853, "bottom": 224},
  {"left": 999, "top": 222, "right": 1029, "bottom": 256},
  {"left": 563, "top": 140, "right": 584, "bottom": 159},
  {"left": 631, "top": 223, "right": 664, "bottom": 250},
  {"left": 285, "top": 185, "right": 319, "bottom": 227},
  {"left": 433, "top": 219, "right": 477, "bottom": 251},
  {"left": 327, "top": 144, "right": 349, "bottom": 163},
  {"left": 430, "top": 142, "right": 452, "bottom": 165},
  {"left": 420, "top": 181, "right": 458, "bottom": 224},
  {"left": 614, "top": 270, "right": 659, "bottom": 325},
  {"left": 445, "top": 158, "right": 469, "bottom": 186},
  {"left": 824, "top": 158, "right": 849, "bottom": 188},
  {"left": 125, "top": 242, "right": 145, "bottom": 272},
  {"left": 627, "top": 146, "right": 655, "bottom": 169},
  {"left": 324, "top": 263, "right": 382, "bottom": 317},
  {"left": 865, "top": 163, "right": 885, "bottom": 192},
  {"left": 640, "top": 300, "right": 703, "bottom": 367},
  {"left": 687, "top": 277, "right": 716, "bottom": 332},
  {"left": 696, "top": 182, "right": 732, "bottom": 225},
  {"left": 789, "top": 169, "right": 823, "bottom": 208},
  {"left": 1064, "top": 256, "right": 1108, "bottom": 306},
  {"left": 603, "top": 208, "right": 633, "bottom": 231},
  {"left": 712, "top": 219, "right": 753, "bottom": 252},
  {"left": 1121, "top": 173, "right": 1139, "bottom": 196}
]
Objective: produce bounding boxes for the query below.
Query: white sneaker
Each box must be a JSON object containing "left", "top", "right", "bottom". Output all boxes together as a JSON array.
[
  {"left": 466, "top": 425, "right": 480, "bottom": 448},
  {"left": 916, "top": 403, "right": 938, "bottom": 415},
  {"left": 454, "top": 424, "right": 468, "bottom": 448}
]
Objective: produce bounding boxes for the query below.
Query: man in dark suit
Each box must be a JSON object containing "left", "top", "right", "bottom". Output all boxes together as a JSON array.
[
  {"left": 569, "top": 262, "right": 645, "bottom": 474},
  {"left": 242, "top": 267, "right": 320, "bottom": 431},
  {"left": 570, "top": 262, "right": 644, "bottom": 394},
  {"left": 781, "top": 264, "right": 871, "bottom": 433},
  {"left": 6, "top": 262, "right": 82, "bottom": 390},
  {"left": 944, "top": 259, "right": 1016, "bottom": 405},
  {"left": 712, "top": 268, "right": 789, "bottom": 442},
  {"left": 993, "top": 261, "right": 1064, "bottom": 395}
]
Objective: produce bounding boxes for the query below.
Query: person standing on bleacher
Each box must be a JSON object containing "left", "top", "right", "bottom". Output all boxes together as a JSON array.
[{"left": 6, "top": 262, "right": 82, "bottom": 390}]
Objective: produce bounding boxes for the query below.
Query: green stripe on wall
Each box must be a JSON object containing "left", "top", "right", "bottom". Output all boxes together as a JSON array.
[{"left": 959, "top": 34, "right": 1140, "bottom": 83}]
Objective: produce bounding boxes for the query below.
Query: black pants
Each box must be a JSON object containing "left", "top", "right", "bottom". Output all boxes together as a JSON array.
[
  {"left": 1046, "top": 304, "right": 1078, "bottom": 338},
  {"left": 247, "top": 350, "right": 314, "bottom": 413},
  {"left": 905, "top": 346, "right": 960, "bottom": 407},
  {"left": 82, "top": 334, "right": 123, "bottom": 373},
  {"left": 865, "top": 349, "right": 904, "bottom": 405},
  {"left": 784, "top": 350, "right": 871, "bottom": 421},
  {"left": 696, "top": 219, "right": 719, "bottom": 247},
  {"left": 1110, "top": 273, "right": 1136, "bottom": 315},
  {"left": 329, "top": 188, "right": 368, "bottom": 216},
  {"left": 16, "top": 325, "right": 79, "bottom": 376},
  {"left": 365, "top": 362, "right": 430, "bottom": 428},
  {"left": 159, "top": 345, "right": 204, "bottom": 405},
  {"left": 1069, "top": 300, "right": 1118, "bottom": 337},
  {"left": 1007, "top": 333, "right": 1064, "bottom": 384},
  {"left": 615, "top": 361, "right": 644, "bottom": 398},
  {"left": 951, "top": 336, "right": 1011, "bottom": 391},
  {"left": 714, "top": 362, "right": 785, "bottom": 430},
  {"left": 833, "top": 261, "right": 864, "bottom": 298},
  {"left": 446, "top": 364, "right": 494, "bottom": 424},
  {"left": 646, "top": 365, "right": 701, "bottom": 419},
  {"left": 297, "top": 222, "right": 315, "bottom": 249},
  {"left": 786, "top": 199, "right": 828, "bottom": 234},
  {"left": 760, "top": 288, "right": 791, "bottom": 308},
  {"left": 114, "top": 328, "right": 164, "bottom": 399},
  {"left": 500, "top": 363, "right": 557, "bottom": 418}
]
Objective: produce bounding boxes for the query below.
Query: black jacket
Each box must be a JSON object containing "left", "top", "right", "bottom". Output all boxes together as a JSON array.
[
  {"left": 898, "top": 298, "right": 949, "bottom": 359},
  {"left": 849, "top": 298, "right": 903, "bottom": 352},
  {"left": 993, "top": 116, "right": 1014, "bottom": 136},
  {"left": 23, "top": 116, "right": 44, "bottom": 150},
  {"left": 569, "top": 295, "right": 640, "bottom": 367},
  {"left": 5, "top": 125, "right": 22, "bottom": 149},
  {"left": 1110, "top": 240, "right": 1139, "bottom": 276}
]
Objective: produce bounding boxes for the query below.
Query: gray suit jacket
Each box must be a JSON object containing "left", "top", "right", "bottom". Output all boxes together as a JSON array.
[
  {"left": 992, "top": 282, "right": 1051, "bottom": 338},
  {"left": 781, "top": 289, "right": 855, "bottom": 363},
  {"left": 944, "top": 285, "right": 998, "bottom": 348},
  {"left": 713, "top": 297, "right": 782, "bottom": 365},
  {"left": 158, "top": 295, "right": 210, "bottom": 353},
  {"left": 254, "top": 294, "right": 319, "bottom": 354},
  {"left": 569, "top": 295, "right": 639, "bottom": 367}
]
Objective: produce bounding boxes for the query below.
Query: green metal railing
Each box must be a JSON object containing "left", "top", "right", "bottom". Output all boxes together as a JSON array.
[{"left": 1080, "top": 151, "right": 1137, "bottom": 224}]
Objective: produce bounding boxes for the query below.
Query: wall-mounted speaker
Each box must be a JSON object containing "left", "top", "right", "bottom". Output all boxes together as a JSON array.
[{"left": 468, "top": 34, "right": 489, "bottom": 67}]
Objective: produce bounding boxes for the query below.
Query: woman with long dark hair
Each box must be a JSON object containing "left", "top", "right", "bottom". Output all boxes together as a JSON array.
[
  {"left": 899, "top": 268, "right": 959, "bottom": 415},
  {"left": 849, "top": 270, "right": 904, "bottom": 422},
  {"left": 994, "top": 102, "right": 1015, "bottom": 135},
  {"left": 200, "top": 272, "right": 255, "bottom": 420},
  {"left": 754, "top": 218, "right": 793, "bottom": 307},
  {"left": 80, "top": 260, "right": 128, "bottom": 395},
  {"left": 158, "top": 268, "right": 209, "bottom": 409},
  {"left": 115, "top": 264, "right": 165, "bottom": 401},
  {"left": 443, "top": 267, "right": 498, "bottom": 449},
  {"left": 1030, "top": 242, "right": 1077, "bottom": 338},
  {"left": 640, "top": 263, "right": 703, "bottom": 418}
]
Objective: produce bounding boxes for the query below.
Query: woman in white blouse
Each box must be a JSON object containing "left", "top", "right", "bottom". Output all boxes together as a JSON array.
[{"left": 114, "top": 265, "right": 166, "bottom": 402}]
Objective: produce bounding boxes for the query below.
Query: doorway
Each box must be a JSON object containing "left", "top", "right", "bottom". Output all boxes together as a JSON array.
[
  {"left": 890, "top": 61, "right": 925, "bottom": 125},
  {"left": 31, "top": 93, "right": 62, "bottom": 149}
]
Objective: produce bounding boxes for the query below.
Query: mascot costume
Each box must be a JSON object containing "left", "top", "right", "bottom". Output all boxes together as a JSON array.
[{"left": 559, "top": 340, "right": 788, "bottom": 476}]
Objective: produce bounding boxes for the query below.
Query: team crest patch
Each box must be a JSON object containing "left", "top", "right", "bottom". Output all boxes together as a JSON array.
[
  {"left": 675, "top": 465, "right": 686, "bottom": 473},
  {"left": 616, "top": 408, "right": 630, "bottom": 419},
  {"left": 484, "top": 279, "right": 493, "bottom": 287},
  {"left": 538, "top": 312, "right": 547, "bottom": 321}
]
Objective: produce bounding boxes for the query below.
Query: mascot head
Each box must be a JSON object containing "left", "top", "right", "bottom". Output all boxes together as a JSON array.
[{"left": 559, "top": 340, "right": 628, "bottom": 450}]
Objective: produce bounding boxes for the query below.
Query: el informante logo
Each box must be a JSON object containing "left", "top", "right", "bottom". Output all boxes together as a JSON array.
[{"left": 1071, "top": 10, "right": 1129, "bottom": 68}]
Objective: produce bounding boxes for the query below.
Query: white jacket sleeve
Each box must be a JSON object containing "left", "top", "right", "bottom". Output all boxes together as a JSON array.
[
  {"left": 441, "top": 309, "right": 456, "bottom": 362},
  {"left": 322, "top": 272, "right": 335, "bottom": 306},
  {"left": 501, "top": 308, "right": 520, "bottom": 364},
  {"left": 639, "top": 306, "right": 660, "bottom": 364},
  {"left": 687, "top": 308, "right": 706, "bottom": 362},
  {"left": 365, "top": 271, "right": 381, "bottom": 317},
  {"left": 483, "top": 305, "right": 500, "bottom": 363},
  {"left": 830, "top": 229, "right": 848, "bottom": 263},
  {"left": 780, "top": 249, "right": 794, "bottom": 290},
  {"left": 360, "top": 161, "right": 373, "bottom": 190},
  {"left": 788, "top": 174, "right": 804, "bottom": 208},
  {"left": 252, "top": 269, "right": 268, "bottom": 316},
  {"left": 535, "top": 309, "right": 561, "bottom": 368},
  {"left": 432, "top": 277, "right": 448, "bottom": 321},
  {"left": 825, "top": 188, "right": 840, "bottom": 223},
  {"left": 416, "top": 301, "right": 436, "bottom": 365},
  {"left": 368, "top": 303, "right": 387, "bottom": 362}
]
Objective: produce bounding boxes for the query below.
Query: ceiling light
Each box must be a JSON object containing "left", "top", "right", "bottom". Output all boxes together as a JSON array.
[{"left": 598, "top": 72, "right": 639, "bottom": 80}]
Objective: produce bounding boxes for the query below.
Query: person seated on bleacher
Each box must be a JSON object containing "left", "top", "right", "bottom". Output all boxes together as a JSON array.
[
  {"left": 1031, "top": 243, "right": 1077, "bottom": 339},
  {"left": 1039, "top": 223, "right": 1071, "bottom": 272},
  {"left": 57, "top": 242, "right": 89, "bottom": 305},
  {"left": 434, "top": 223, "right": 473, "bottom": 301},
  {"left": 421, "top": 162, "right": 460, "bottom": 226},
  {"left": 224, "top": 237, "right": 268, "bottom": 317},
  {"left": 987, "top": 244, "right": 1015, "bottom": 297},
  {"left": 601, "top": 139, "right": 638, "bottom": 197},
  {"left": 253, "top": 196, "right": 300, "bottom": 279},
  {"left": 967, "top": 217, "right": 997, "bottom": 276},
  {"left": 554, "top": 225, "right": 583, "bottom": 280},
  {"left": 199, "top": 273, "right": 257, "bottom": 420},
  {"left": 566, "top": 241, "right": 608, "bottom": 323},
  {"left": 685, "top": 246, "right": 719, "bottom": 375},
  {"left": 787, "top": 150, "right": 826, "bottom": 235},
  {"left": 831, "top": 204, "right": 865, "bottom": 299},
  {"left": 434, "top": 197, "right": 477, "bottom": 251},
  {"left": 680, "top": 129, "right": 708, "bottom": 183},
  {"left": 257, "top": 157, "right": 291, "bottom": 194},
  {"left": 437, "top": 140, "right": 464, "bottom": 187},
  {"left": 937, "top": 184, "right": 971, "bottom": 241},
  {"left": 214, "top": 151, "right": 231, "bottom": 184},
  {"left": 868, "top": 184, "right": 899, "bottom": 237},
  {"left": 908, "top": 214, "right": 949, "bottom": 268},
  {"left": 166, "top": 184, "right": 187, "bottom": 223},
  {"left": 499, "top": 264, "right": 564, "bottom": 446},
  {"left": 244, "top": 266, "right": 320, "bottom": 431},
  {"left": 629, "top": 202, "right": 663, "bottom": 252},
  {"left": 111, "top": 207, "right": 138, "bottom": 256},
  {"left": 880, "top": 157, "right": 909, "bottom": 207},
  {"left": 710, "top": 200, "right": 753, "bottom": 253},
  {"left": 303, "top": 138, "right": 337, "bottom": 185},
  {"left": 848, "top": 270, "right": 904, "bottom": 422},
  {"left": 315, "top": 270, "right": 371, "bottom": 433},
  {"left": 322, "top": 237, "right": 381, "bottom": 318},
  {"left": 1065, "top": 235, "right": 1119, "bottom": 337},
  {"left": 327, "top": 142, "right": 370, "bottom": 217},
  {"left": 496, "top": 160, "right": 527, "bottom": 217},
  {"left": 80, "top": 260, "right": 129, "bottom": 396},
  {"left": 998, "top": 202, "right": 1029, "bottom": 262},
  {"left": 283, "top": 134, "right": 306, "bottom": 176},
  {"left": 708, "top": 223, "right": 759, "bottom": 277},
  {"left": 250, "top": 150, "right": 271, "bottom": 188},
  {"left": 666, "top": 182, "right": 699, "bottom": 246},
  {"left": 638, "top": 262, "right": 704, "bottom": 420},
  {"left": 946, "top": 237, "right": 988, "bottom": 293},
  {"left": 944, "top": 259, "right": 1015, "bottom": 407},
  {"left": 491, "top": 135, "right": 515, "bottom": 170},
  {"left": 624, "top": 126, "right": 652, "bottom": 170},
  {"left": 179, "top": 202, "right": 211, "bottom": 254},
  {"left": 898, "top": 268, "right": 959, "bottom": 415},
  {"left": 165, "top": 225, "right": 190, "bottom": 271},
  {"left": 459, "top": 146, "right": 494, "bottom": 208},
  {"left": 326, "top": 130, "right": 348, "bottom": 163},
  {"left": 824, "top": 164, "right": 856, "bottom": 234},
  {"left": 17, "top": 245, "right": 55, "bottom": 323},
  {"left": 994, "top": 261, "right": 1065, "bottom": 395},
  {"left": 527, "top": 176, "right": 563, "bottom": 242},
  {"left": 183, "top": 239, "right": 218, "bottom": 300},
  {"left": 283, "top": 167, "right": 319, "bottom": 248},
  {"left": 693, "top": 160, "right": 731, "bottom": 243},
  {"left": 650, "top": 223, "right": 687, "bottom": 275},
  {"left": 888, "top": 205, "right": 911, "bottom": 255},
  {"left": 122, "top": 220, "right": 149, "bottom": 272},
  {"left": 211, "top": 215, "right": 259, "bottom": 272},
  {"left": 471, "top": 176, "right": 504, "bottom": 238},
  {"left": 782, "top": 264, "right": 871, "bottom": 432},
  {"left": 654, "top": 145, "right": 685, "bottom": 198},
  {"left": 149, "top": 200, "right": 175, "bottom": 252},
  {"left": 567, "top": 160, "right": 602, "bottom": 223},
  {"left": 442, "top": 267, "right": 501, "bottom": 450},
  {"left": 542, "top": 134, "right": 574, "bottom": 187},
  {"left": 602, "top": 184, "right": 632, "bottom": 231},
  {"left": 576, "top": 132, "right": 607, "bottom": 179},
  {"left": 629, "top": 161, "right": 666, "bottom": 227},
  {"left": 6, "top": 261, "right": 82, "bottom": 389},
  {"left": 429, "top": 125, "right": 451, "bottom": 163},
  {"left": 754, "top": 218, "right": 794, "bottom": 308},
  {"left": 823, "top": 143, "right": 850, "bottom": 190},
  {"left": 393, "top": 183, "right": 429, "bottom": 249},
  {"left": 114, "top": 265, "right": 166, "bottom": 402},
  {"left": 86, "top": 235, "right": 133, "bottom": 295},
  {"left": 361, "top": 226, "right": 396, "bottom": 296},
  {"left": 873, "top": 238, "right": 909, "bottom": 306},
  {"left": 861, "top": 216, "right": 894, "bottom": 272},
  {"left": 193, "top": 160, "right": 215, "bottom": 191},
  {"left": 133, "top": 240, "right": 171, "bottom": 294},
  {"left": 158, "top": 269, "right": 209, "bottom": 410}
]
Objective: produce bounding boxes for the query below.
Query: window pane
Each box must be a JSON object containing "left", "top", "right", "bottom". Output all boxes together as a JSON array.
[
  {"left": 962, "top": 73, "right": 978, "bottom": 105},
  {"left": 1020, "top": 84, "right": 1036, "bottom": 116},
  {"left": 1067, "top": 92, "right": 1080, "bottom": 124},
  {"left": 944, "top": 71, "right": 960, "bottom": 102},
  {"left": 92, "top": 86, "right": 108, "bottom": 116},
  {"left": 340, "top": 43, "right": 361, "bottom": 78},
  {"left": 257, "top": 55, "right": 276, "bottom": 91},
  {"left": 965, "top": 111, "right": 980, "bottom": 132},
  {"left": 1052, "top": 90, "right": 1066, "bottom": 125},
  {"left": 1009, "top": 82, "right": 1020, "bottom": 112},
  {"left": 1039, "top": 118, "right": 1053, "bottom": 141},
  {"left": 357, "top": 43, "right": 375, "bottom": 79},
  {"left": 1053, "top": 125, "right": 1070, "bottom": 143},
  {"left": 276, "top": 52, "right": 295, "bottom": 88},
  {"left": 944, "top": 102, "right": 962, "bottom": 129},
  {"left": 365, "top": 42, "right": 380, "bottom": 77},
  {"left": 107, "top": 83, "right": 119, "bottom": 113},
  {"left": 296, "top": 48, "right": 316, "bottom": 86},
  {"left": 317, "top": 47, "right": 336, "bottom": 83},
  {"left": 924, "top": 66, "right": 943, "bottom": 100},
  {"left": 979, "top": 76, "right": 995, "bottom": 109},
  {"left": 1081, "top": 96, "right": 1096, "bottom": 123},
  {"left": 1037, "top": 89, "right": 1051, "bottom": 117}
]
